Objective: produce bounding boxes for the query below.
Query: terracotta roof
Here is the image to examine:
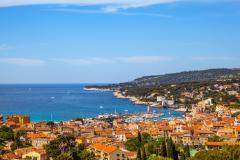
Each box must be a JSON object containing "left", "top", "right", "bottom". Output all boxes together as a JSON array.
[
  {"left": 27, "top": 133, "right": 50, "bottom": 139},
  {"left": 125, "top": 133, "right": 136, "bottom": 139},
  {"left": 236, "top": 126, "right": 240, "bottom": 132},
  {"left": 2, "top": 152, "right": 19, "bottom": 160},
  {"left": 91, "top": 143, "right": 117, "bottom": 153},
  {"left": 206, "top": 141, "right": 240, "bottom": 146},
  {"left": 7, "top": 121, "right": 16, "bottom": 126}
]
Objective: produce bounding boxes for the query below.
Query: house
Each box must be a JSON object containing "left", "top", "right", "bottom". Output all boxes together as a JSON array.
[
  {"left": 27, "top": 133, "right": 54, "bottom": 148},
  {"left": 228, "top": 90, "right": 238, "bottom": 96},
  {"left": 22, "top": 149, "right": 47, "bottom": 160},
  {"left": 217, "top": 128, "right": 234, "bottom": 137},
  {"left": 6, "top": 115, "right": 30, "bottom": 126},
  {"left": 182, "top": 134, "right": 193, "bottom": 145},
  {"left": 2, "top": 152, "right": 19, "bottom": 160},
  {"left": 234, "top": 126, "right": 240, "bottom": 137},
  {"left": 156, "top": 96, "right": 174, "bottom": 106},
  {"left": 90, "top": 143, "right": 127, "bottom": 160},
  {"left": 32, "top": 138, "right": 51, "bottom": 148},
  {"left": 59, "top": 126, "right": 75, "bottom": 135}
]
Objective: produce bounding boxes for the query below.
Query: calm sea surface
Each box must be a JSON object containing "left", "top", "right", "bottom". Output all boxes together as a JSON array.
[{"left": 0, "top": 84, "right": 183, "bottom": 122}]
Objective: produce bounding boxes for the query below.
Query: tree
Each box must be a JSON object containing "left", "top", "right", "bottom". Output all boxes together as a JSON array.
[
  {"left": 11, "top": 130, "right": 31, "bottom": 151},
  {"left": 45, "top": 136, "right": 76, "bottom": 159},
  {"left": 56, "top": 153, "right": 73, "bottom": 160},
  {"left": 166, "top": 138, "right": 173, "bottom": 158},
  {"left": 146, "top": 141, "right": 156, "bottom": 156},
  {"left": 137, "top": 148, "right": 142, "bottom": 160},
  {"left": 45, "top": 135, "right": 95, "bottom": 160},
  {"left": 160, "top": 142, "right": 167, "bottom": 157},
  {"left": 138, "top": 131, "right": 142, "bottom": 146},
  {"left": 0, "top": 126, "right": 14, "bottom": 141},
  {"left": 47, "top": 121, "right": 55, "bottom": 131},
  {"left": 0, "top": 138, "right": 6, "bottom": 155},
  {"left": 142, "top": 147, "right": 147, "bottom": 160},
  {"left": 147, "top": 154, "right": 172, "bottom": 160},
  {"left": 78, "top": 150, "right": 95, "bottom": 160},
  {"left": 166, "top": 138, "right": 178, "bottom": 160},
  {"left": 190, "top": 149, "right": 230, "bottom": 160},
  {"left": 172, "top": 144, "right": 178, "bottom": 160},
  {"left": 208, "top": 135, "right": 223, "bottom": 142},
  {"left": 184, "top": 145, "right": 190, "bottom": 158},
  {"left": 179, "top": 152, "right": 185, "bottom": 160},
  {"left": 125, "top": 132, "right": 151, "bottom": 151}
]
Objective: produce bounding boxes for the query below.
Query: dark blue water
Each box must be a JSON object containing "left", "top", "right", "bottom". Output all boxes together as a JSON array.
[{"left": 0, "top": 84, "right": 183, "bottom": 122}]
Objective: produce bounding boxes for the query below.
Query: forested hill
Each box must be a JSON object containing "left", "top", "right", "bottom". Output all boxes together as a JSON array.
[{"left": 117, "top": 68, "right": 240, "bottom": 87}]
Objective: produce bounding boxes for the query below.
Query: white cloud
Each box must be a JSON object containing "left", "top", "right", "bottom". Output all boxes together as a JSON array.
[
  {"left": 0, "top": 0, "right": 177, "bottom": 9},
  {"left": 54, "top": 8, "right": 171, "bottom": 17},
  {"left": 1, "top": 0, "right": 237, "bottom": 12},
  {"left": 0, "top": 58, "right": 45, "bottom": 65}
]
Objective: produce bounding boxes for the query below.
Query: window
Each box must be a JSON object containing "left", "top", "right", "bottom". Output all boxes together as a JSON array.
[{"left": 116, "top": 154, "right": 120, "bottom": 156}]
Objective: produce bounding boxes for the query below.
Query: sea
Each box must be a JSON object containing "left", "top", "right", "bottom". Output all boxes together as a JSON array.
[{"left": 0, "top": 84, "right": 183, "bottom": 122}]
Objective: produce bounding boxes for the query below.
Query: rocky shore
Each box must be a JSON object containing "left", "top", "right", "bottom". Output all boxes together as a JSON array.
[
  {"left": 83, "top": 87, "right": 112, "bottom": 92},
  {"left": 113, "top": 90, "right": 160, "bottom": 107},
  {"left": 85, "top": 88, "right": 183, "bottom": 111}
]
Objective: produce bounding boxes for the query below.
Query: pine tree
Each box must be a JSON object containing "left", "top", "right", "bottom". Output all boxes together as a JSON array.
[
  {"left": 137, "top": 148, "right": 142, "bottom": 160},
  {"left": 166, "top": 138, "right": 173, "bottom": 158},
  {"left": 184, "top": 145, "right": 190, "bottom": 158},
  {"left": 138, "top": 131, "right": 142, "bottom": 144},
  {"left": 160, "top": 142, "right": 167, "bottom": 157},
  {"left": 142, "top": 147, "right": 147, "bottom": 160},
  {"left": 172, "top": 144, "right": 179, "bottom": 160},
  {"left": 179, "top": 152, "right": 186, "bottom": 160}
]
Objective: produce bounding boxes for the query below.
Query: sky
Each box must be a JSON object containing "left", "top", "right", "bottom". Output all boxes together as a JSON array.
[{"left": 0, "top": 0, "right": 240, "bottom": 83}]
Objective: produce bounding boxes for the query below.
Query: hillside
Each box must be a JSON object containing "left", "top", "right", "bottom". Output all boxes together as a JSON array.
[{"left": 117, "top": 68, "right": 240, "bottom": 88}]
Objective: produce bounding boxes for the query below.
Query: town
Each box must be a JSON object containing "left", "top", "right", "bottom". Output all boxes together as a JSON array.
[{"left": 1, "top": 79, "right": 240, "bottom": 160}]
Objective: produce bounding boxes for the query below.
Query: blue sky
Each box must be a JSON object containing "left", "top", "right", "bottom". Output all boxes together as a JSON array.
[{"left": 0, "top": 0, "right": 240, "bottom": 83}]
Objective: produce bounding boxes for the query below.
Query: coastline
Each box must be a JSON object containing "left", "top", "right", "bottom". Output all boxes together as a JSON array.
[
  {"left": 83, "top": 87, "right": 112, "bottom": 92},
  {"left": 85, "top": 87, "right": 183, "bottom": 111},
  {"left": 113, "top": 90, "right": 149, "bottom": 105}
]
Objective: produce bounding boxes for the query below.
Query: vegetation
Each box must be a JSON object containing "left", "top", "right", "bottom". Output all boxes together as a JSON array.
[
  {"left": 11, "top": 130, "right": 32, "bottom": 151},
  {"left": 0, "top": 126, "right": 14, "bottom": 141},
  {"left": 208, "top": 135, "right": 224, "bottom": 142},
  {"left": 147, "top": 154, "right": 172, "bottom": 160},
  {"left": 125, "top": 133, "right": 191, "bottom": 160},
  {"left": 123, "top": 69, "right": 240, "bottom": 87},
  {"left": 190, "top": 146, "right": 240, "bottom": 160},
  {"left": 45, "top": 135, "right": 95, "bottom": 160}
]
